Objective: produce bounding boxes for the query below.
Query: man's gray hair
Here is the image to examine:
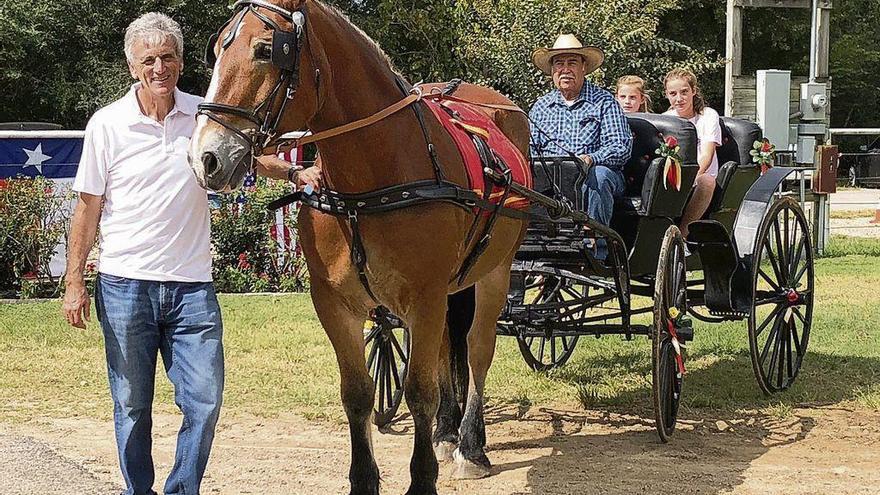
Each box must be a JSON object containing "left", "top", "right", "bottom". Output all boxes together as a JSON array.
[{"left": 124, "top": 12, "right": 184, "bottom": 64}]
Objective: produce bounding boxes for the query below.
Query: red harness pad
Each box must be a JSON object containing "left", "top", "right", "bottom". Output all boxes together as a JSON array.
[{"left": 423, "top": 97, "right": 531, "bottom": 211}]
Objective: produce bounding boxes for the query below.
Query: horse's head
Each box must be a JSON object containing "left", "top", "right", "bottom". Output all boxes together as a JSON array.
[{"left": 189, "top": 0, "right": 325, "bottom": 191}]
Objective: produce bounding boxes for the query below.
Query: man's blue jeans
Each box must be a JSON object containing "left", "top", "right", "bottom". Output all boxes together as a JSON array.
[
  {"left": 582, "top": 165, "right": 626, "bottom": 260},
  {"left": 95, "top": 274, "right": 224, "bottom": 495}
]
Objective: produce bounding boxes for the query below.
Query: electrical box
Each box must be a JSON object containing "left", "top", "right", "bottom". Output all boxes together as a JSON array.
[
  {"left": 800, "top": 82, "right": 828, "bottom": 121},
  {"left": 813, "top": 145, "right": 839, "bottom": 193},
  {"left": 796, "top": 135, "right": 817, "bottom": 164},
  {"left": 756, "top": 70, "right": 791, "bottom": 149}
]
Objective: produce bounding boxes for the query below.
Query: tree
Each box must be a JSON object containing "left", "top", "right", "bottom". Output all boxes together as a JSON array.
[
  {"left": 0, "top": 0, "right": 720, "bottom": 127},
  {"left": 452, "top": 0, "right": 723, "bottom": 109}
]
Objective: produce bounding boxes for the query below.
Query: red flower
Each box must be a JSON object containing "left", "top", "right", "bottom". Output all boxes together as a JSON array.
[
  {"left": 237, "top": 253, "right": 251, "bottom": 270},
  {"left": 23, "top": 271, "right": 37, "bottom": 280},
  {"left": 86, "top": 262, "right": 96, "bottom": 273},
  {"left": 761, "top": 140, "right": 772, "bottom": 153},
  {"left": 664, "top": 135, "right": 678, "bottom": 148}
]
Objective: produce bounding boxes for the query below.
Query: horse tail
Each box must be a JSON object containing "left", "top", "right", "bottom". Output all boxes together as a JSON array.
[{"left": 446, "top": 285, "right": 475, "bottom": 403}]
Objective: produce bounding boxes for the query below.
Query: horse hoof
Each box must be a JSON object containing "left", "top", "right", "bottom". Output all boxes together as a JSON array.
[
  {"left": 433, "top": 441, "right": 457, "bottom": 462},
  {"left": 452, "top": 448, "right": 491, "bottom": 479}
]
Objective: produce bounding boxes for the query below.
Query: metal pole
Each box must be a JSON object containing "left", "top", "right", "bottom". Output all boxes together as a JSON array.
[{"left": 809, "top": 0, "right": 819, "bottom": 82}]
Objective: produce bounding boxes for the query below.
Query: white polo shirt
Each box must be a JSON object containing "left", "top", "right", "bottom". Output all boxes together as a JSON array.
[
  {"left": 664, "top": 106, "right": 723, "bottom": 177},
  {"left": 73, "top": 84, "right": 212, "bottom": 282}
]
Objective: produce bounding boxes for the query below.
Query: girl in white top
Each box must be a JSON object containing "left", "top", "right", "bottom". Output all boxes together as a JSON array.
[
  {"left": 662, "top": 68, "right": 722, "bottom": 238},
  {"left": 615, "top": 75, "right": 652, "bottom": 114}
]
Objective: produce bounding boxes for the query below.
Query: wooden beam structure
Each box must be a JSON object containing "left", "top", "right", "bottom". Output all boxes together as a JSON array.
[
  {"left": 724, "top": 0, "right": 832, "bottom": 115},
  {"left": 733, "top": 0, "right": 831, "bottom": 8}
]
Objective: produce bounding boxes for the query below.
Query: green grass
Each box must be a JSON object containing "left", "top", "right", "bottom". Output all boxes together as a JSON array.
[
  {"left": 823, "top": 235, "right": 880, "bottom": 258},
  {"left": 829, "top": 209, "right": 875, "bottom": 220},
  {"left": 2, "top": 238, "right": 879, "bottom": 424}
]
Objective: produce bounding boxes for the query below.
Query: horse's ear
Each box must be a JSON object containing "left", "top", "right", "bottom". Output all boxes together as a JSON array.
[{"left": 204, "top": 32, "right": 219, "bottom": 68}]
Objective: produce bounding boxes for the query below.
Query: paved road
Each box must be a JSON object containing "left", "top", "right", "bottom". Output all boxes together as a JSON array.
[
  {"left": 830, "top": 189, "right": 880, "bottom": 211},
  {"left": 0, "top": 433, "right": 116, "bottom": 495}
]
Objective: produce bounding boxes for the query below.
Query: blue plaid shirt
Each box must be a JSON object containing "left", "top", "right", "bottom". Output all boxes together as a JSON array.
[{"left": 529, "top": 82, "right": 632, "bottom": 172}]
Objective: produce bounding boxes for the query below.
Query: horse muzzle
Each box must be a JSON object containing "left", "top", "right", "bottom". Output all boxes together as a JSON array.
[{"left": 188, "top": 126, "right": 253, "bottom": 192}]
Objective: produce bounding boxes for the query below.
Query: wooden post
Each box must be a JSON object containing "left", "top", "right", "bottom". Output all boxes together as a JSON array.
[{"left": 725, "top": 0, "right": 742, "bottom": 116}]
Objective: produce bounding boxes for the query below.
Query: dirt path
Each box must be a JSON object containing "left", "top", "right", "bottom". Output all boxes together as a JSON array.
[{"left": 2, "top": 404, "right": 879, "bottom": 494}]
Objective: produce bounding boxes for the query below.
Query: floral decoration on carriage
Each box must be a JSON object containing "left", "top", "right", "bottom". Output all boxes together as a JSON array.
[
  {"left": 656, "top": 134, "right": 683, "bottom": 191},
  {"left": 750, "top": 138, "right": 776, "bottom": 175}
]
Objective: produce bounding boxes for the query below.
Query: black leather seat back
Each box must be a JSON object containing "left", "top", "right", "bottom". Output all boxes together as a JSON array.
[
  {"left": 717, "top": 117, "right": 762, "bottom": 167},
  {"left": 530, "top": 156, "right": 587, "bottom": 212},
  {"left": 708, "top": 117, "right": 763, "bottom": 229},
  {"left": 623, "top": 113, "right": 698, "bottom": 196}
]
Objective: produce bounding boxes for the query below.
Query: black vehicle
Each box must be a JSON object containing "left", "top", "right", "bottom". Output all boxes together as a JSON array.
[
  {"left": 364, "top": 114, "right": 814, "bottom": 442},
  {"left": 838, "top": 136, "right": 880, "bottom": 188}
]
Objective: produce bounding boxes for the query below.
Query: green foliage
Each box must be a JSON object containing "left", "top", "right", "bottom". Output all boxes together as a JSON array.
[
  {"left": 210, "top": 177, "right": 310, "bottom": 293},
  {"left": 453, "top": 0, "right": 722, "bottom": 108},
  {"left": 0, "top": 0, "right": 229, "bottom": 127},
  {"left": 0, "top": 176, "right": 72, "bottom": 298}
]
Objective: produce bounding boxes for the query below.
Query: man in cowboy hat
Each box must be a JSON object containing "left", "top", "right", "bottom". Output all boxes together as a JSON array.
[{"left": 529, "top": 34, "right": 632, "bottom": 258}]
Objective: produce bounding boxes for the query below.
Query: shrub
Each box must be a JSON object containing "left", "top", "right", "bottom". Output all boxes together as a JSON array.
[
  {"left": 210, "top": 177, "right": 310, "bottom": 293},
  {"left": 0, "top": 176, "right": 72, "bottom": 298}
]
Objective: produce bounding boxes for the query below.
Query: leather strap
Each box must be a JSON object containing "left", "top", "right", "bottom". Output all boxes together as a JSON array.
[{"left": 294, "top": 93, "right": 420, "bottom": 146}]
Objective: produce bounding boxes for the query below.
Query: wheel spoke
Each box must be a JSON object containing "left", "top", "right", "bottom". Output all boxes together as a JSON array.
[
  {"left": 538, "top": 337, "right": 547, "bottom": 364},
  {"left": 758, "top": 268, "right": 782, "bottom": 292},
  {"left": 783, "top": 207, "right": 791, "bottom": 271},
  {"left": 754, "top": 294, "right": 781, "bottom": 307},
  {"left": 760, "top": 312, "right": 783, "bottom": 364},
  {"left": 389, "top": 331, "right": 407, "bottom": 361},
  {"left": 788, "top": 221, "right": 805, "bottom": 282},
  {"left": 763, "top": 236, "right": 785, "bottom": 287},
  {"left": 550, "top": 336, "right": 557, "bottom": 364},
  {"left": 786, "top": 318, "right": 795, "bottom": 380},
  {"left": 766, "top": 316, "right": 783, "bottom": 385},
  {"left": 793, "top": 262, "right": 809, "bottom": 287},
  {"left": 756, "top": 304, "right": 783, "bottom": 338},
  {"left": 390, "top": 349, "right": 403, "bottom": 389},
  {"left": 366, "top": 334, "right": 380, "bottom": 369},
  {"left": 375, "top": 348, "right": 385, "bottom": 394},
  {"left": 384, "top": 348, "right": 394, "bottom": 409}
]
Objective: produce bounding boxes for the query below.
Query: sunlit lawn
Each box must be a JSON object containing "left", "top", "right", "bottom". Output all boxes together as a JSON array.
[{"left": 1, "top": 236, "right": 879, "bottom": 424}]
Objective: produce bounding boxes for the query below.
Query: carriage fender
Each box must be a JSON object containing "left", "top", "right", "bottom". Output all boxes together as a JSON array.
[{"left": 731, "top": 166, "right": 802, "bottom": 258}]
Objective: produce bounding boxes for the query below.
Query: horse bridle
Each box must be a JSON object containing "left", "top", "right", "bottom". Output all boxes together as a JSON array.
[{"left": 198, "top": 0, "right": 310, "bottom": 157}]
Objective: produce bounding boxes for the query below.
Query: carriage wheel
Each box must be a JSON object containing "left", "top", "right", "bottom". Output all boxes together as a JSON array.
[
  {"left": 748, "top": 197, "right": 814, "bottom": 395},
  {"left": 364, "top": 308, "right": 410, "bottom": 427},
  {"left": 516, "top": 275, "right": 583, "bottom": 371},
  {"left": 652, "top": 225, "right": 687, "bottom": 443}
]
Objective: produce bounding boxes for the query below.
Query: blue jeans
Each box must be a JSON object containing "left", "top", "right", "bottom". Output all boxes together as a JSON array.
[
  {"left": 95, "top": 274, "right": 224, "bottom": 495},
  {"left": 582, "top": 165, "right": 626, "bottom": 260}
]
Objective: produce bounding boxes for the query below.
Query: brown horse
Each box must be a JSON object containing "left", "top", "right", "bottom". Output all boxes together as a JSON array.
[{"left": 188, "top": 1, "right": 529, "bottom": 493}]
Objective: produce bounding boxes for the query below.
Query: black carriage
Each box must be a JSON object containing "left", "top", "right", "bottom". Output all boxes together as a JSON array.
[{"left": 365, "top": 113, "right": 815, "bottom": 441}]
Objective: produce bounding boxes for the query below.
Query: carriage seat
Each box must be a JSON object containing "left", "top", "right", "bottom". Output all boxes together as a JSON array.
[
  {"left": 708, "top": 117, "right": 762, "bottom": 214},
  {"left": 615, "top": 113, "right": 699, "bottom": 217}
]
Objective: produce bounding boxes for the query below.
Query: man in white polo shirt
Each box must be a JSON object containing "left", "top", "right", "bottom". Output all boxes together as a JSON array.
[{"left": 61, "top": 13, "right": 221, "bottom": 495}]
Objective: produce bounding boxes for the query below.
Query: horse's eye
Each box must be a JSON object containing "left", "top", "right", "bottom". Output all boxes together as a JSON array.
[{"left": 255, "top": 43, "right": 272, "bottom": 60}]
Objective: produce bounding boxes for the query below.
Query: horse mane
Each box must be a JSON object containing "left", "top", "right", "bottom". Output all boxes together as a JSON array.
[{"left": 308, "top": 0, "right": 403, "bottom": 80}]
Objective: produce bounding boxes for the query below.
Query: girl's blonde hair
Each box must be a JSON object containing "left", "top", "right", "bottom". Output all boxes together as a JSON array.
[
  {"left": 663, "top": 68, "right": 706, "bottom": 115},
  {"left": 616, "top": 75, "right": 652, "bottom": 113}
]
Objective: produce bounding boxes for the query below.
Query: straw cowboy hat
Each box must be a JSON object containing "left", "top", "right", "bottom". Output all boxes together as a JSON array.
[{"left": 531, "top": 34, "right": 604, "bottom": 75}]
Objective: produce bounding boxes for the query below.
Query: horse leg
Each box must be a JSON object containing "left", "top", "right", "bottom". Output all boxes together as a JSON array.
[
  {"left": 433, "top": 288, "right": 474, "bottom": 461},
  {"left": 453, "top": 266, "right": 509, "bottom": 479},
  {"left": 402, "top": 295, "right": 447, "bottom": 495},
  {"left": 311, "top": 282, "right": 379, "bottom": 495}
]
